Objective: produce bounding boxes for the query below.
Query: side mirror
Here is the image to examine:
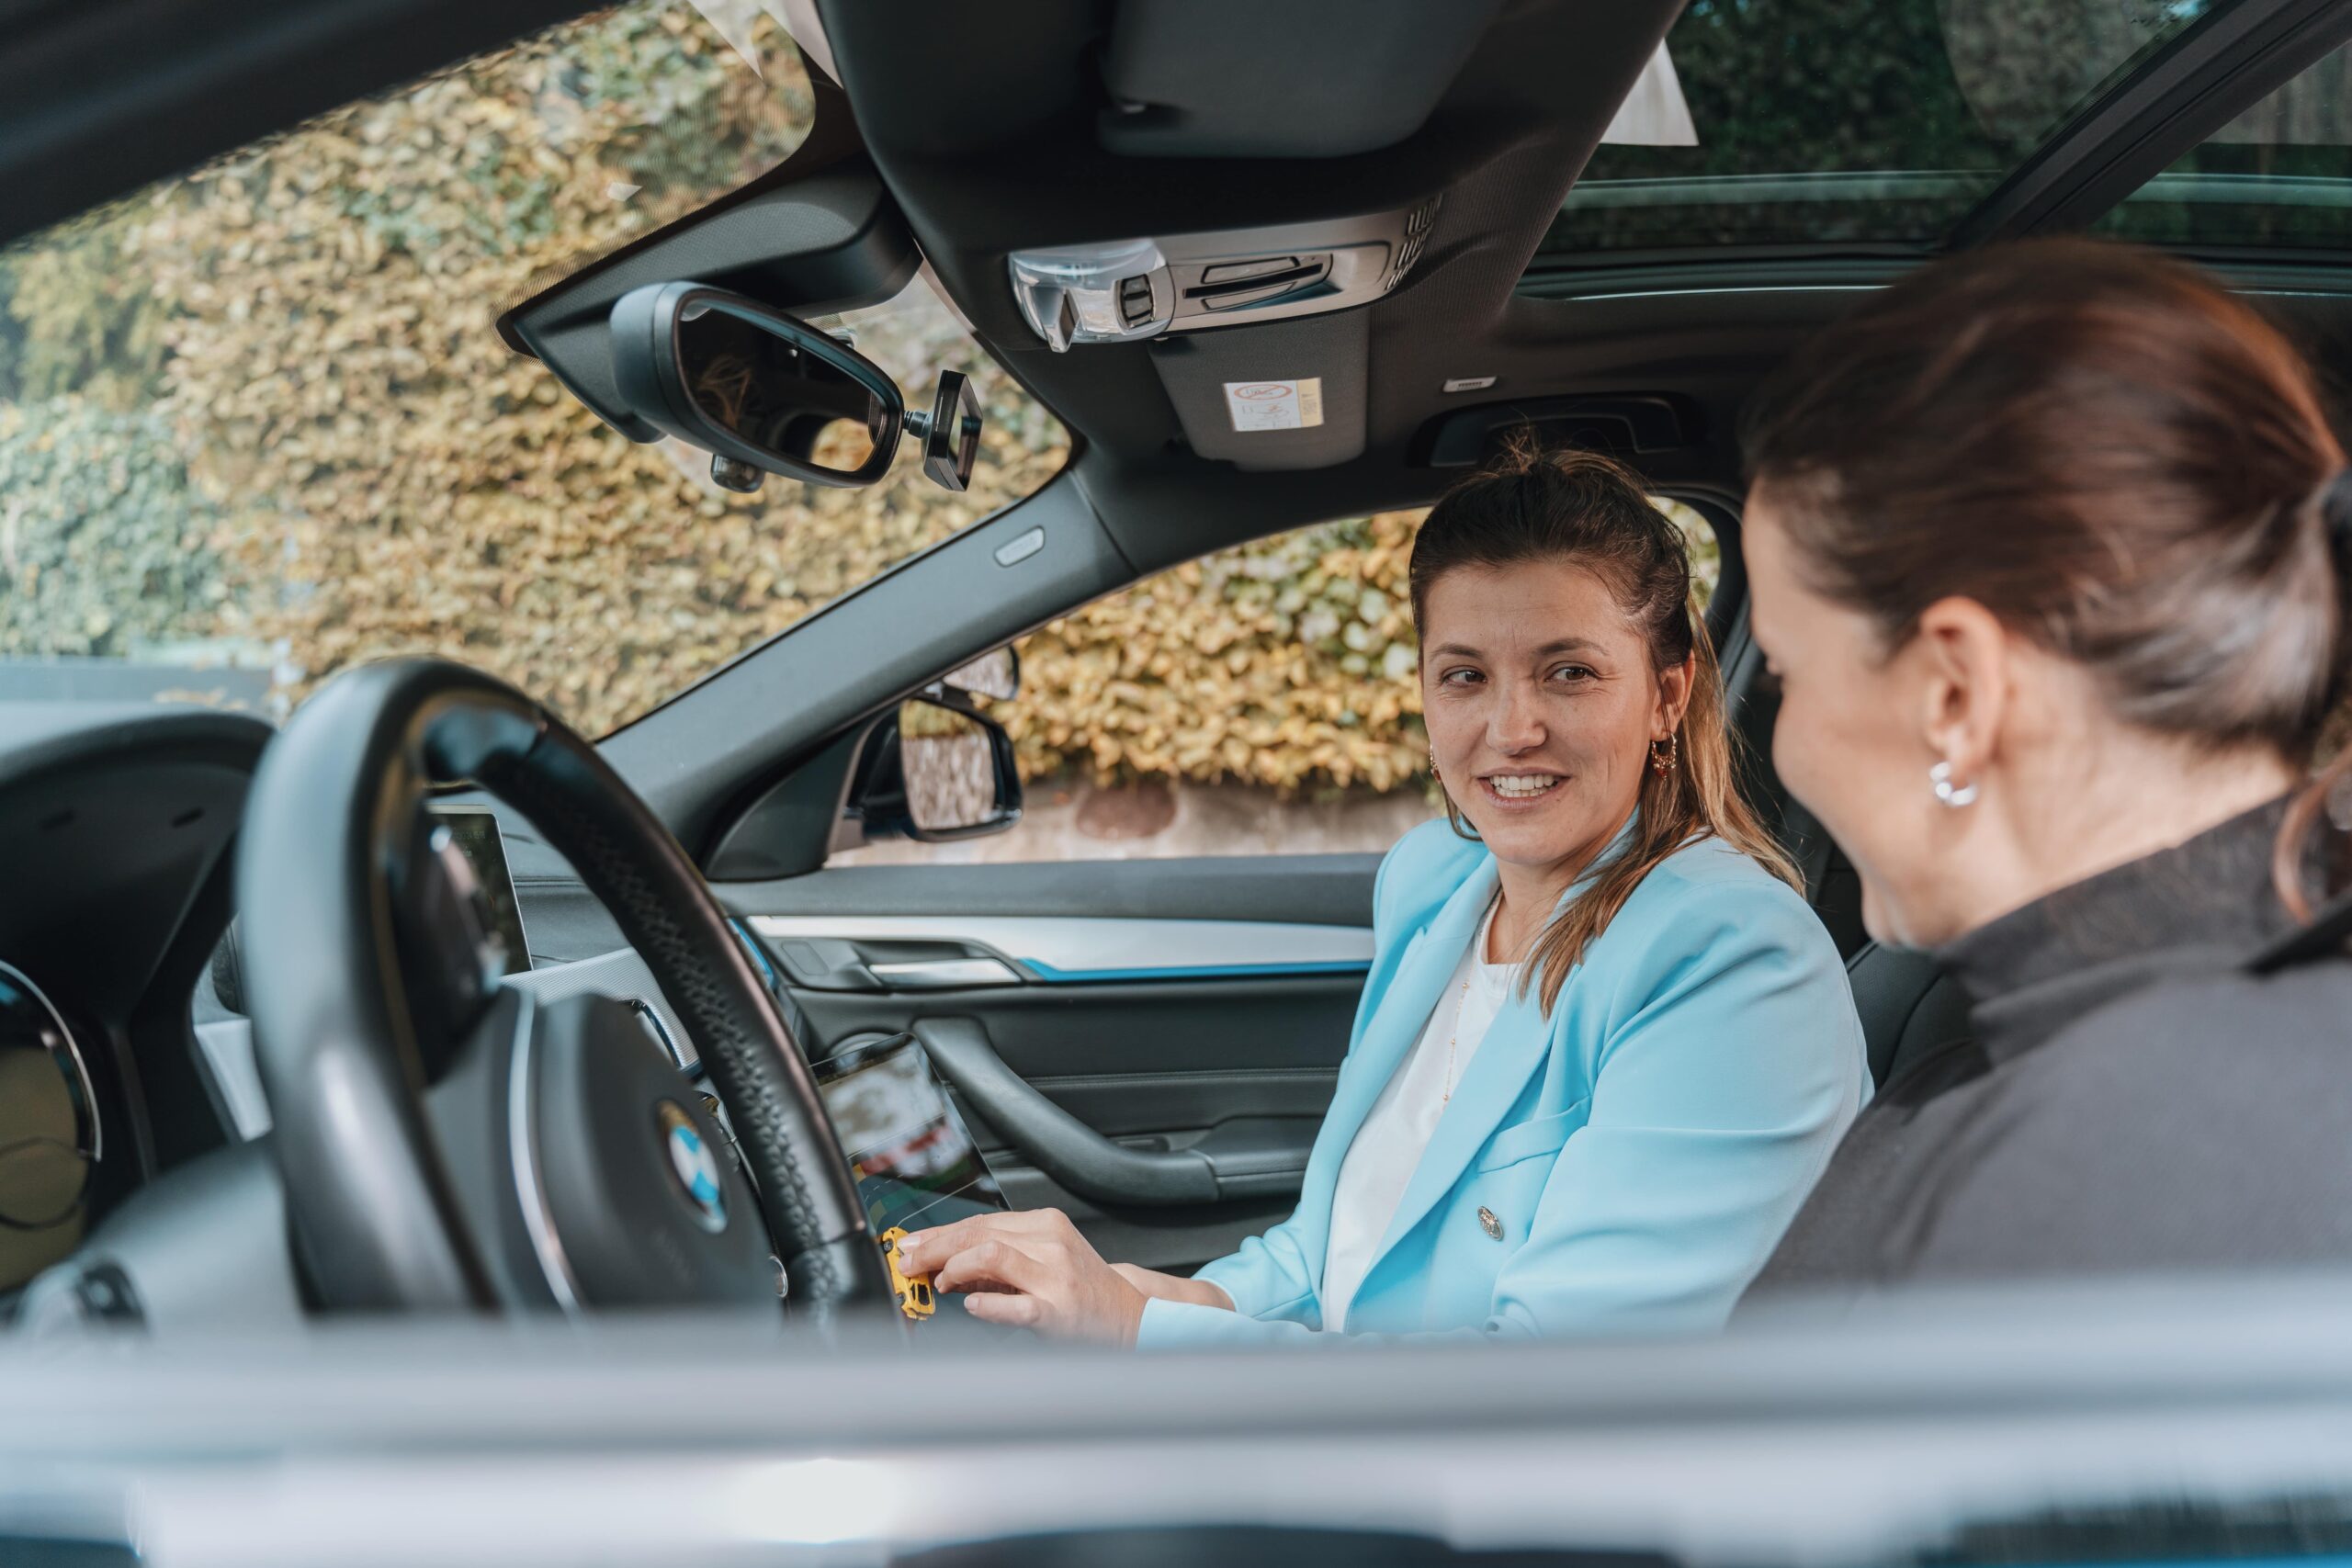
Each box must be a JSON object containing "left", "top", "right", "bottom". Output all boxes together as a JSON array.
[
  {"left": 609, "top": 281, "right": 902, "bottom": 491},
  {"left": 853, "top": 697, "right": 1023, "bottom": 842},
  {"left": 939, "top": 647, "right": 1019, "bottom": 703}
]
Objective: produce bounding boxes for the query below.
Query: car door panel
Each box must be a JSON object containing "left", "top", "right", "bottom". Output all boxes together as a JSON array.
[
  {"left": 900, "top": 1014, "right": 1316, "bottom": 1208},
  {"left": 778, "top": 969, "right": 1356, "bottom": 1263},
  {"left": 726, "top": 854, "right": 1384, "bottom": 1269}
]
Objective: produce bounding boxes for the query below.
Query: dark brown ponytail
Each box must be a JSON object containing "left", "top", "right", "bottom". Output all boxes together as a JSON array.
[{"left": 1410, "top": 442, "right": 1800, "bottom": 1015}]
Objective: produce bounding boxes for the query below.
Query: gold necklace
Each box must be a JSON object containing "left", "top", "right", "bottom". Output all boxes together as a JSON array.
[
  {"left": 1444, "top": 906, "right": 1500, "bottom": 1105},
  {"left": 1444, "top": 900, "right": 1535, "bottom": 1104},
  {"left": 1442, "top": 973, "right": 1472, "bottom": 1104}
]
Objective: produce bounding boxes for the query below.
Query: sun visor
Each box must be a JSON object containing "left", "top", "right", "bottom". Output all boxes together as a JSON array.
[
  {"left": 1096, "top": 0, "right": 1501, "bottom": 159},
  {"left": 1148, "top": 311, "right": 1368, "bottom": 471}
]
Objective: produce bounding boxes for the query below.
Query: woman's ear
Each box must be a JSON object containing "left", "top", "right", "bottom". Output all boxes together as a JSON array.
[
  {"left": 1911, "top": 596, "right": 2010, "bottom": 784},
  {"left": 1653, "top": 651, "right": 1697, "bottom": 741}
]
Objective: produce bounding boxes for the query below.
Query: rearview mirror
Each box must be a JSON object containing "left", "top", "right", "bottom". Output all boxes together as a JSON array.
[{"left": 609, "top": 281, "right": 902, "bottom": 491}]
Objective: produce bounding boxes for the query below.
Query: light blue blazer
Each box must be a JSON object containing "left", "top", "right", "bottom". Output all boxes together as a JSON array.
[{"left": 1136, "top": 818, "right": 1869, "bottom": 1348}]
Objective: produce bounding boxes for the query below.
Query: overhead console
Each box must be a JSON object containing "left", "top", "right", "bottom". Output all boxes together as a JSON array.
[
  {"left": 1007, "top": 199, "right": 1441, "bottom": 352},
  {"left": 1414, "top": 394, "right": 1704, "bottom": 469},
  {"left": 1004, "top": 199, "right": 1443, "bottom": 474}
]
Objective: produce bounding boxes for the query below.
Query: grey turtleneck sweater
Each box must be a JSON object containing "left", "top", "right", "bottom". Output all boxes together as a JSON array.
[{"left": 1746, "top": 797, "right": 2352, "bottom": 1306}]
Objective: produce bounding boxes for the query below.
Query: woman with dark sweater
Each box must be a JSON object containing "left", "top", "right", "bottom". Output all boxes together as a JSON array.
[{"left": 1737, "top": 238, "right": 2352, "bottom": 1300}]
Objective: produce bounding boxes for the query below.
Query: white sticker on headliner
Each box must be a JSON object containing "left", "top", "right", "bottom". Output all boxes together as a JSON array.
[{"left": 1223, "top": 378, "right": 1325, "bottom": 433}]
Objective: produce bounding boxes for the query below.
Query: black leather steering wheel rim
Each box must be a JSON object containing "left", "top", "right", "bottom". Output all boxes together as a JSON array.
[{"left": 235, "top": 658, "right": 892, "bottom": 1318}]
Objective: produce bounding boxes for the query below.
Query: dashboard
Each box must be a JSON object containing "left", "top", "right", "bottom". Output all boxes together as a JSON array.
[
  {"left": 0, "top": 702, "right": 266, "bottom": 1303},
  {"left": 0, "top": 700, "right": 707, "bottom": 1315},
  {"left": 0, "top": 960, "right": 102, "bottom": 1289},
  {"left": 0, "top": 697, "right": 994, "bottom": 1329}
]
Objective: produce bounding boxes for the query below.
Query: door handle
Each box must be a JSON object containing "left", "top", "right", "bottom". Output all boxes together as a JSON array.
[
  {"left": 910, "top": 1018, "right": 1219, "bottom": 1207},
  {"left": 866, "top": 958, "right": 1021, "bottom": 989}
]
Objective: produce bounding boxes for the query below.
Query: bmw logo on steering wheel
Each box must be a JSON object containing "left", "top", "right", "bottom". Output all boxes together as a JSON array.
[{"left": 656, "top": 1100, "right": 728, "bottom": 1233}]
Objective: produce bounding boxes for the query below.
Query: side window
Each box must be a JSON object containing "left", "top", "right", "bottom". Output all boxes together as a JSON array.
[
  {"left": 839, "top": 498, "right": 1721, "bottom": 865},
  {"left": 2097, "top": 39, "right": 2352, "bottom": 251}
]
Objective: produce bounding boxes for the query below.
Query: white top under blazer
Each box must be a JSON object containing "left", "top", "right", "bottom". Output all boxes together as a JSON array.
[{"left": 1320, "top": 903, "right": 1513, "bottom": 1329}]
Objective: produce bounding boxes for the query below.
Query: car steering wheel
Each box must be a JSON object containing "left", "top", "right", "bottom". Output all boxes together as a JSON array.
[{"left": 234, "top": 659, "right": 895, "bottom": 1320}]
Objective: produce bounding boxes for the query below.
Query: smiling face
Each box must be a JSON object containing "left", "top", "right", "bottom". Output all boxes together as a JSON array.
[{"left": 1419, "top": 559, "right": 1687, "bottom": 887}]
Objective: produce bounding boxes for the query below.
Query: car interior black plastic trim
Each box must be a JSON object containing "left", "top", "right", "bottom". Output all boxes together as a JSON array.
[
  {"left": 1092, "top": 0, "right": 1502, "bottom": 161},
  {"left": 1417, "top": 393, "right": 1699, "bottom": 468},
  {"left": 722, "top": 852, "right": 1381, "bottom": 928},
  {"left": 911, "top": 1017, "right": 1220, "bottom": 1207},
  {"left": 0, "top": 0, "right": 597, "bottom": 249},
  {"left": 605, "top": 470, "right": 1134, "bottom": 865}
]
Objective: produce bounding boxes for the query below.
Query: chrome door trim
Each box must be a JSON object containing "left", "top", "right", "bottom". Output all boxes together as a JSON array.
[{"left": 865, "top": 958, "right": 1024, "bottom": 989}]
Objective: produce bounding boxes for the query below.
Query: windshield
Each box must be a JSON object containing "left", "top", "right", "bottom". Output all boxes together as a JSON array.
[{"left": 0, "top": 0, "right": 1067, "bottom": 735}]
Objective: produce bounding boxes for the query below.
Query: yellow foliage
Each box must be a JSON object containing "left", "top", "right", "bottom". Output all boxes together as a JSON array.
[
  {"left": 0, "top": 3, "right": 1063, "bottom": 732},
  {"left": 1008, "top": 512, "right": 1430, "bottom": 794}
]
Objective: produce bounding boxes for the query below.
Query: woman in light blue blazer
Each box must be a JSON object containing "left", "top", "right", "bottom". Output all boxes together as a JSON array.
[{"left": 896, "top": 445, "right": 1870, "bottom": 1346}]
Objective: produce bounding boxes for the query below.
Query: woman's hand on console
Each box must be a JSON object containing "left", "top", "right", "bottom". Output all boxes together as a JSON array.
[{"left": 893, "top": 1209, "right": 1219, "bottom": 1345}]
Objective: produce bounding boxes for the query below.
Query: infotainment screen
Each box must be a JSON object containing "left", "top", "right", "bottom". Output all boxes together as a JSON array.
[
  {"left": 425, "top": 804, "right": 532, "bottom": 976},
  {"left": 808, "top": 1032, "right": 1005, "bottom": 1234}
]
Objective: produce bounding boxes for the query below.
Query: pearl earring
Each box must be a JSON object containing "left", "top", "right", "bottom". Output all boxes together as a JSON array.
[{"left": 1929, "top": 761, "right": 1977, "bottom": 808}]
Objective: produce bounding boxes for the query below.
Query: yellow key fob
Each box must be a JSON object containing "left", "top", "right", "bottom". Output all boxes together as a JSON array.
[{"left": 879, "top": 1226, "right": 936, "bottom": 1321}]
